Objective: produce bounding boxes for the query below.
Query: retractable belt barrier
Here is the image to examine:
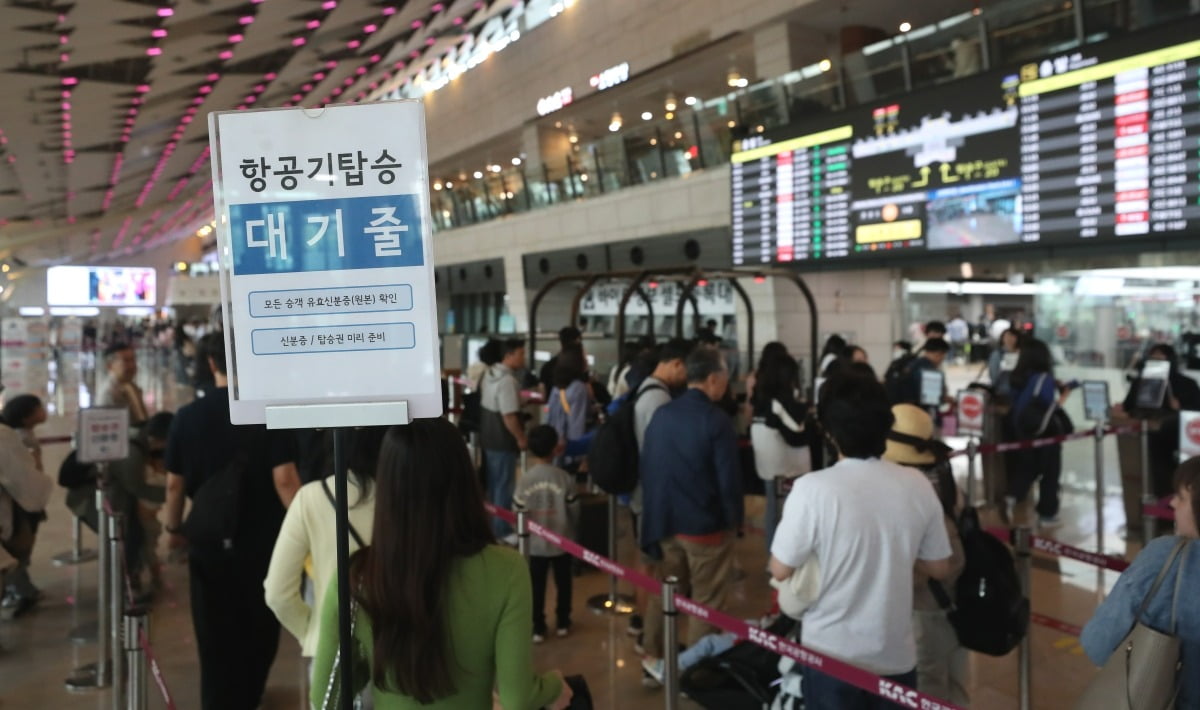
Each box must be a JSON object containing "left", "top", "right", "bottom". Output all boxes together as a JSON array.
[
  {"left": 948, "top": 422, "right": 1143, "bottom": 459},
  {"left": 1029, "top": 613, "right": 1084, "bottom": 638},
  {"left": 485, "top": 503, "right": 966, "bottom": 710},
  {"left": 1143, "top": 498, "right": 1175, "bottom": 521},
  {"left": 984, "top": 526, "right": 1131, "bottom": 573},
  {"left": 80, "top": 490, "right": 178, "bottom": 709}
]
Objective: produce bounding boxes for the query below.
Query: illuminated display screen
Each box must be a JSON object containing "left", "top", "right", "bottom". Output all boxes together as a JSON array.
[
  {"left": 47, "top": 266, "right": 157, "bottom": 307},
  {"left": 732, "top": 20, "right": 1200, "bottom": 266}
]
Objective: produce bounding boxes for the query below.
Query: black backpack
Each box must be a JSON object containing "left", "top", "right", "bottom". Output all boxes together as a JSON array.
[
  {"left": 930, "top": 507, "right": 1029, "bottom": 656},
  {"left": 884, "top": 353, "right": 919, "bottom": 404},
  {"left": 182, "top": 450, "right": 250, "bottom": 550},
  {"left": 58, "top": 450, "right": 96, "bottom": 489},
  {"left": 587, "top": 384, "right": 666, "bottom": 495}
]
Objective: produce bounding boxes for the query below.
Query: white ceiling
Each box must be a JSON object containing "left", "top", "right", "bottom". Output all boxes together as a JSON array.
[{"left": 0, "top": 0, "right": 503, "bottom": 267}]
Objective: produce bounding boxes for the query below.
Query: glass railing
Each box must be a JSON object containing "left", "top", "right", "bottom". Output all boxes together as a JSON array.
[{"left": 429, "top": 0, "right": 1189, "bottom": 235}]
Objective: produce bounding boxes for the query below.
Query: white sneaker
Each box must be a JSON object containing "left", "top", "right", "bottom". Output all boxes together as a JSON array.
[
  {"left": 555, "top": 626, "right": 570, "bottom": 638},
  {"left": 641, "top": 658, "right": 664, "bottom": 687},
  {"left": 532, "top": 633, "right": 545, "bottom": 644},
  {"left": 1038, "top": 515, "right": 1063, "bottom": 529}
]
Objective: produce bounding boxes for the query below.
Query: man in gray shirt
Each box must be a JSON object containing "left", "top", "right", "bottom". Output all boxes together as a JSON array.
[
  {"left": 629, "top": 337, "right": 692, "bottom": 645},
  {"left": 480, "top": 338, "right": 528, "bottom": 540}
]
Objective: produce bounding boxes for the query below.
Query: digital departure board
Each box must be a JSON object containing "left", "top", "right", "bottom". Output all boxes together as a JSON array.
[{"left": 732, "top": 20, "right": 1200, "bottom": 266}]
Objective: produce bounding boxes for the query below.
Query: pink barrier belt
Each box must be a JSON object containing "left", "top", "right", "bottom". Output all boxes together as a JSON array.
[
  {"left": 139, "top": 628, "right": 177, "bottom": 710},
  {"left": 1030, "top": 613, "right": 1083, "bottom": 638},
  {"left": 949, "top": 422, "right": 1146, "bottom": 459},
  {"left": 1143, "top": 497, "right": 1175, "bottom": 521},
  {"left": 486, "top": 503, "right": 965, "bottom": 710},
  {"left": 985, "top": 527, "right": 1131, "bottom": 573},
  {"left": 35, "top": 435, "right": 73, "bottom": 445}
]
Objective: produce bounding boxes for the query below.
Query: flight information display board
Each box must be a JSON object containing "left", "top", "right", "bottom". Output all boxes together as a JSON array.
[{"left": 732, "top": 22, "right": 1200, "bottom": 266}]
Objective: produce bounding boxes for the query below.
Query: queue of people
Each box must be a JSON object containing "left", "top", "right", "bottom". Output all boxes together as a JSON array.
[{"left": 5, "top": 318, "right": 1200, "bottom": 710}]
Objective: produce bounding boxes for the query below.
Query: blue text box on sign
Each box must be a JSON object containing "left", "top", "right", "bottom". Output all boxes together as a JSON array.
[
  {"left": 229, "top": 194, "right": 424, "bottom": 276},
  {"left": 251, "top": 322, "right": 416, "bottom": 356},
  {"left": 248, "top": 284, "right": 414, "bottom": 318}
]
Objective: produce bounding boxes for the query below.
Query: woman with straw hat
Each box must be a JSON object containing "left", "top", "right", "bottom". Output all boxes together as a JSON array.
[{"left": 884, "top": 404, "right": 969, "bottom": 706}]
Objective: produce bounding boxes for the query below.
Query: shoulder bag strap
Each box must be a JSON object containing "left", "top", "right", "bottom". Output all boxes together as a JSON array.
[
  {"left": 321, "top": 478, "right": 366, "bottom": 549},
  {"left": 1170, "top": 540, "right": 1190, "bottom": 632},
  {"left": 1134, "top": 538, "right": 1188, "bottom": 625}
]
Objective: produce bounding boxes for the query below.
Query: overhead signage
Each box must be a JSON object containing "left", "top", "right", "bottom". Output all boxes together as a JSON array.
[
  {"left": 77, "top": 407, "right": 129, "bottom": 464},
  {"left": 536, "top": 87, "right": 573, "bottom": 116},
  {"left": 579, "top": 281, "right": 736, "bottom": 316},
  {"left": 957, "top": 389, "right": 987, "bottom": 436},
  {"left": 731, "top": 20, "right": 1200, "bottom": 266},
  {"left": 209, "top": 100, "right": 443, "bottom": 426},
  {"left": 590, "top": 62, "right": 630, "bottom": 91}
]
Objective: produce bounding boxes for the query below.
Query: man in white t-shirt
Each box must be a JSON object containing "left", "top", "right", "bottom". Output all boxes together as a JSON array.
[{"left": 770, "top": 370, "right": 953, "bottom": 710}]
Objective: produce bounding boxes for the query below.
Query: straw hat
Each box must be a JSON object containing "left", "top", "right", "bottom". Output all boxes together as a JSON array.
[{"left": 884, "top": 404, "right": 940, "bottom": 466}]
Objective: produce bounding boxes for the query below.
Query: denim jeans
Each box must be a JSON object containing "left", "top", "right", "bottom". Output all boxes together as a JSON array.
[
  {"left": 679, "top": 632, "right": 737, "bottom": 672},
  {"left": 801, "top": 666, "right": 918, "bottom": 710},
  {"left": 764, "top": 479, "right": 781, "bottom": 554},
  {"left": 484, "top": 449, "right": 517, "bottom": 538}
]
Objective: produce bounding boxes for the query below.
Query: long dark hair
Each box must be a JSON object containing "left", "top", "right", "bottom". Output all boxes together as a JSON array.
[
  {"left": 552, "top": 344, "right": 586, "bottom": 389},
  {"left": 351, "top": 419, "right": 493, "bottom": 702},
  {"left": 1011, "top": 338, "right": 1053, "bottom": 392},
  {"left": 346, "top": 426, "right": 388, "bottom": 505},
  {"left": 754, "top": 351, "right": 800, "bottom": 404}
]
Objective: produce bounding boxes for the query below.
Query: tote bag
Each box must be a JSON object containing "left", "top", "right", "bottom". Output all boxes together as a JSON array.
[{"left": 1074, "top": 539, "right": 1190, "bottom": 710}]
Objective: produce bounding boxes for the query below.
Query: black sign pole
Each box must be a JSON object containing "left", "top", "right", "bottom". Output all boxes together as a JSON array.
[{"left": 333, "top": 427, "right": 354, "bottom": 710}]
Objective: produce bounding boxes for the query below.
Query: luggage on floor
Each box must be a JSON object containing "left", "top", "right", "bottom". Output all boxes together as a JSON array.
[{"left": 681, "top": 616, "right": 797, "bottom": 709}]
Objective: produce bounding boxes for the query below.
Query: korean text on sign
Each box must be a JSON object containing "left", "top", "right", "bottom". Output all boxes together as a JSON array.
[{"left": 228, "top": 194, "right": 424, "bottom": 276}]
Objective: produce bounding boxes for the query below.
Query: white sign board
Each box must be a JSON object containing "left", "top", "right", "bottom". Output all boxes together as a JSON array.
[
  {"left": 920, "top": 370, "right": 945, "bottom": 408},
  {"left": 1181, "top": 411, "right": 1200, "bottom": 461},
  {"left": 579, "top": 281, "right": 737, "bottom": 317},
  {"left": 209, "top": 101, "right": 442, "bottom": 426},
  {"left": 957, "top": 389, "right": 988, "bottom": 436},
  {"left": 77, "top": 407, "right": 129, "bottom": 464},
  {"left": 1082, "top": 381, "right": 1110, "bottom": 422}
]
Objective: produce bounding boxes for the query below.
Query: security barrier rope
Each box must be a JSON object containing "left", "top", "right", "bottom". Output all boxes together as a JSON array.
[{"left": 485, "top": 503, "right": 966, "bottom": 710}]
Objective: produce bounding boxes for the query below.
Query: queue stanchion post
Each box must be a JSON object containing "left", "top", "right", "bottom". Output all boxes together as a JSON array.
[
  {"left": 53, "top": 515, "right": 98, "bottom": 567},
  {"left": 517, "top": 510, "right": 531, "bottom": 559},
  {"left": 661, "top": 576, "right": 680, "bottom": 710},
  {"left": 65, "top": 481, "right": 111, "bottom": 690},
  {"left": 1093, "top": 421, "right": 1106, "bottom": 555},
  {"left": 67, "top": 486, "right": 104, "bottom": 645},
  {"left": 1140, "top": 420, "right": 1156, "bottom": 541},
  {"left": 586, "top": 494, "right": 635, "bottom": 615},
  {"left": 966, "top": 437, "right": 979, "bottom": 506},
  {"left": 1014, "top": 526, "right": 1032, "bottom": 710},
  {"left": 109, "top": 513, "right": 126, "bottom": 710},
  {"left": 124, "top": 610, "right": 148, "bottom": 710}
]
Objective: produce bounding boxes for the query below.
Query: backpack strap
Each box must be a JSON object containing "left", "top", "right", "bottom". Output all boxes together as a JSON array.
[
  {"left": 927, "top": 579, "right": 954, "bottom": 611},
  {"left": 321, "top": 478, "right": 366, "bottom": 549}
]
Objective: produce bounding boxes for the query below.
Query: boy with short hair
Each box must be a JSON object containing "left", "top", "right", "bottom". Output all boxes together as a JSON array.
[{"left": 514, "top": 425, "right": 579, "bottom": 643}]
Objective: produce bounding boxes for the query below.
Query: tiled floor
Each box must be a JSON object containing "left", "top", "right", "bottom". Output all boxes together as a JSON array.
[{"left": 0, "top": 361, "right": 1160, "bottom": 709}]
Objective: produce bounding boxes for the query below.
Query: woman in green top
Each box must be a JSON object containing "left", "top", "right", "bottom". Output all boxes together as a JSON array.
[{"left": 311, "top": 418, "right": 573, "bottom": 710}]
